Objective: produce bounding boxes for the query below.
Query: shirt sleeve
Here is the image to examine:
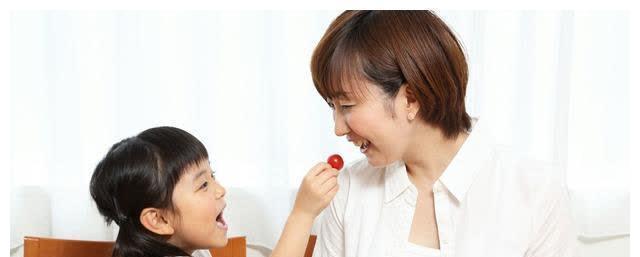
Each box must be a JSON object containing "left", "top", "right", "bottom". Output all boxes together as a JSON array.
[
  {"left": 312, "top": 166, "right": 351, "bottom": 257},
  {"left": 524, "top": 170, "right": 577, "bottom": 257}
]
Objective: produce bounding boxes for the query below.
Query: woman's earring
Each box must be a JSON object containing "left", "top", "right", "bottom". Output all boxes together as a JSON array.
[{"left": 408, "top": 112, "right": 415, "bottom": 121}]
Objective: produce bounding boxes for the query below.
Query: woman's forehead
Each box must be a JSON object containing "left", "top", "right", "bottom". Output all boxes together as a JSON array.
[{"left": 327, "top": 80, "right": 380, "bottom": 101}]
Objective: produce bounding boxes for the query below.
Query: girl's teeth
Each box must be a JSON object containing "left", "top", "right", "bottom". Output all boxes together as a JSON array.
[{"left": 216, "top": 213, "right": 228, "bottom": 230}]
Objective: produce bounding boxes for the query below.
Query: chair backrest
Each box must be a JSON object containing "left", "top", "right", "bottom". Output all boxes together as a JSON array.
[
  {"left": 23, "top": 236, "right": 248, "bottom": 257},
  {"left": 24, "top": 236, "right": 114, "bottom": 257},
  {"left": 209, "top": 236, "right": 246, "bottom": 257}
]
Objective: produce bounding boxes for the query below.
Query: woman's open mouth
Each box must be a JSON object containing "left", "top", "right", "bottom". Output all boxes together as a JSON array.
[{"left": 359, "top": 140, "right": 370, "bottom": 153}]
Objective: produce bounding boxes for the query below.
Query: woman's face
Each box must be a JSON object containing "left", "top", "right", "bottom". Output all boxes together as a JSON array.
[
  {"left": 329, "top": 83, "right": 414, "bottom": 167},
  {"left": 168, "top": 159, "right": 228, "bottom": 252}
]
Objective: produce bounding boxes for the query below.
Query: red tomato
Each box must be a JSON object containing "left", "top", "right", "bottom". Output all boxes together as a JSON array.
[{"left": 327, "top": 154, "right": 344, "bottom": 170}]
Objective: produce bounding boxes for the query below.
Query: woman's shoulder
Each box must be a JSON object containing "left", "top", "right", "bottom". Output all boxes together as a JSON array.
[
  {"left": 341, "top": 157, "right": 387, "bottom": 184},
  {"left": 490, "top": 145, "right": 566, "bottom": 200},
  {"left": 494, "top": 145, "right": 558, "bottom": 176},
  {"left": 328, "top": 157, "right": 388, "bottom": 203},
  {"left": 330, "top": 157, "right": 388, "bottom": 213}
]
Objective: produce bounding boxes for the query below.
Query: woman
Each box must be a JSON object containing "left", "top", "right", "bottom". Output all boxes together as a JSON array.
[{"left": 310, "top": 11, "right": 575, "bottom": 257}]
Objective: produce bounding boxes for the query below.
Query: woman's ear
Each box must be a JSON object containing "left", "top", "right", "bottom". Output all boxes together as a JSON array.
[
  {"left": 402, "top": 85, "right": 420, "bottom": 121},
  {"left": 139, "top": 208, "right": 175, "bottom": 235}
]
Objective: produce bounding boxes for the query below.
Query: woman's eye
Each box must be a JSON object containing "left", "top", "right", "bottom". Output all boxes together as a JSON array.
[
  {"left": 200, "top": 181, "right": 208, "bottom": 190},
  {"left": 327, "top": 102, "right": 335, "bottom": 109},
  {"left": 211, "top": 172, "right": 216, "bottom": 181},
  {"left": 341, "top": 104, "right": 354, "bottom": 109}
]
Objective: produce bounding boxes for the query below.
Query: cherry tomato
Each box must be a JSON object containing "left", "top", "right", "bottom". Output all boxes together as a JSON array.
[{"left": 327, "top": 154, "right": 344, "bottom": 170}]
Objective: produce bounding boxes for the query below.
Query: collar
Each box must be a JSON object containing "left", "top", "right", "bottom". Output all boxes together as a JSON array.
[{"left": 384, "top": 118, "right": 495, "bottom": 204}]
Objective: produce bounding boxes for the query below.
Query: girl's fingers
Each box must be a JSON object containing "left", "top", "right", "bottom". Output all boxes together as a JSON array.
[
  {"left": 308, "top": 162, "right": 332, "bottom": 177},
  {"left": 314, "top": 168, "right": 338, "bottom": 186},
  {"left": 319, "top": 176, "right": 338, "bottom": 195}
]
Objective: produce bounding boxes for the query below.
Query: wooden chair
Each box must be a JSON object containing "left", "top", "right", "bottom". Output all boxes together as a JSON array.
[
  {"left": 23, "top": 235, "right": 316, "bottom": 257},
  {"left": 210, "top": 237, "right": 246, "bottom": 257},
  {"left": 23, "top": 236, "right": 115, "bottom": 257},
  {"left": 304, "top": 235, "right": 317, "bottom": 257},
  {"left": 23, "top": 236, "right": 247, "bottom": 257}
]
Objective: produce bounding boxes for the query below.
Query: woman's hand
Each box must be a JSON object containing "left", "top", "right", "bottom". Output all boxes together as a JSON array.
[{"left": 292, "top": 162, "right": 339, "bottom": 219}]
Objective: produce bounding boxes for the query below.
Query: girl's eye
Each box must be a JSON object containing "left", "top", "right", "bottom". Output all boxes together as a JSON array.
[
  {"left": 211, "top": 172, "right": 216, "bottom": 181},
  {"left": 341, "top": 104, "right": 354, "bottom": 109},
  {"left": 200, "top": 181, "right": 208, "bottom": 190},
  {"left": 327, "top": 102, "right": 335, "bottom": 109}
]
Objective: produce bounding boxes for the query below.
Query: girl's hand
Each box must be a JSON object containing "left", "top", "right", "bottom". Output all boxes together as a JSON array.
[{"left": 292, "top": 162, "right": 339, "bottom": 219}]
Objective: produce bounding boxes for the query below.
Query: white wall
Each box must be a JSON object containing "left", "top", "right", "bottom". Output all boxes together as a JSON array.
[{"left": 10, "top": 11, "right": 629, "bottom": 256}]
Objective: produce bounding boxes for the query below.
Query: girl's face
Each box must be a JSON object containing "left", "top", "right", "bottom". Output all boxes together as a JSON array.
[
  {"left": 329, "top": 83, "right": 415, "bottom": 167},
  {"left": 168, "top": 159, "right": 228, "bottom": 253}
]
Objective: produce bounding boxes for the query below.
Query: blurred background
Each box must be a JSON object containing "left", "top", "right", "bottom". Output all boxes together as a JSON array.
[{"left": 9, "top": 10, "right": 629, "bottom": 257}]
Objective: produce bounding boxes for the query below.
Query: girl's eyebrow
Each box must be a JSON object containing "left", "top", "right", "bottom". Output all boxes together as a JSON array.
[{"left": 192, "top": 169, "right": 208, "bottom": 182}]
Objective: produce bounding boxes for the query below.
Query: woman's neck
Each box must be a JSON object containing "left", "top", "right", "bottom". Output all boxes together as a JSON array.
[{"left": 403, "top": 123, "right": 469, "bottom": 190}]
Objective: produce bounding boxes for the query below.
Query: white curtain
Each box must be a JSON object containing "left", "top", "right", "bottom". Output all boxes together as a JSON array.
[{"left": 10, "top": 10, "right": 629, "bottom": 252}]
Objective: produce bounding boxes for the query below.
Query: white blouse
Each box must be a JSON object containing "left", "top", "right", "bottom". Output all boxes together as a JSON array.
[
  {"left": 312, "top": 119, "right": 575, "bottom": 257},
  {"left": 402, "top": 242, "right": 441, "bottom": 257}
]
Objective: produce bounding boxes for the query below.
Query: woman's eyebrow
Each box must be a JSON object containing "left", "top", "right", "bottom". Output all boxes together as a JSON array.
[{"left": 328, "top": 92, "right": 352, "bottom": 101}]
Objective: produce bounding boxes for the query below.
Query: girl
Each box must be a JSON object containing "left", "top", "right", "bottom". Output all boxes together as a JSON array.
[{"left": 90, "top": 126, "right": 338, "bottom": 257}]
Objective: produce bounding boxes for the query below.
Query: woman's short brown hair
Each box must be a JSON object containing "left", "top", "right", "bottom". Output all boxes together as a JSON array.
[{"left": 310, "top": 10, "right": 471, "bottom": 139}]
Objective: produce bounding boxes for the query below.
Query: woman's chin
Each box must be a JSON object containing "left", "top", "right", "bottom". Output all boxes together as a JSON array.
[{"left": 366, "top": 157, "right": 393, "bottom": 168}]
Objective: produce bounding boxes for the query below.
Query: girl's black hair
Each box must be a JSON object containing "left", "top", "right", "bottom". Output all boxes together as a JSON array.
[{"left": 90, "top": 126, "right": 209, "bottom": 257}]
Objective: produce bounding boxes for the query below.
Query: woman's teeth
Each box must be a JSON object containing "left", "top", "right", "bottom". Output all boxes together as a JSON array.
[
  {"left": 351, "top": 140, "right": 370, "bottom": 153},
  {"left": 359, "top": 141, "right": 370, "bottom": 153}
]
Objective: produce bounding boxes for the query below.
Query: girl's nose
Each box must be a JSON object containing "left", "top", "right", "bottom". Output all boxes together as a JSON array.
[{"left": 215, "top": 183, "right": 226, "bottom": 199}]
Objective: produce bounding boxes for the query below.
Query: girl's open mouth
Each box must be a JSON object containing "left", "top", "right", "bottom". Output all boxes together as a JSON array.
[{"left": 215, "top": 208, "right": 228, "bottom": 230}]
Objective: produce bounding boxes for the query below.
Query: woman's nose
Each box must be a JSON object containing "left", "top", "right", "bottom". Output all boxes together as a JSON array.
[{"left": 334, "top": 110, "right": 350, "bottom": 136}]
